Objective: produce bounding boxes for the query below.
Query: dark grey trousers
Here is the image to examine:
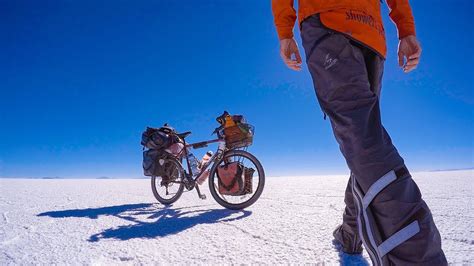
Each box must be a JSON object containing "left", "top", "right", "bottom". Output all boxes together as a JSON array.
[{"left": 301, "top": 15, "right": 447, "bottom": 265}]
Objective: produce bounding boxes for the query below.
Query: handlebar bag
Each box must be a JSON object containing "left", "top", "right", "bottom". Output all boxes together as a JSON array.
[{"left": 217, "top": 162, "right": 245, "bottom": 195}]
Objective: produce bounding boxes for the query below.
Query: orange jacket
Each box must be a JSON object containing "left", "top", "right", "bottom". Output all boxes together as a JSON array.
[{"left": 272, "top": 0, "right": 416, "bottom": 57}]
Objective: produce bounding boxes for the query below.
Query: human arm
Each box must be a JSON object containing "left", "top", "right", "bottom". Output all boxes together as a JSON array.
[
  {"left": 271, "top": 0, "right": 302, "bottom": 71},
  {"left": 386, "top": 0, "right": 421, "bottom": 72},
  {"left": 398, "top": 35, "right": 422, "bottom": 72}
]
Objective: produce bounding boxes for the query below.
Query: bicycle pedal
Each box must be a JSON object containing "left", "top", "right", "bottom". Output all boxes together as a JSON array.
[{"left": 199, "top": 194, "right": 207, "bottom": 200}]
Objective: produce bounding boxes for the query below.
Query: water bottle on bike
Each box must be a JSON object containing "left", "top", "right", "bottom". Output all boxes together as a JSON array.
[
  {"left": 186, "top": 151, "right": 200, "bottom": 178},
  {"left": 196, "top": 151, "right": 213, "bottom": 185},
  {"left": 200, "top": 151, "right": 213, "bottom": 168}
]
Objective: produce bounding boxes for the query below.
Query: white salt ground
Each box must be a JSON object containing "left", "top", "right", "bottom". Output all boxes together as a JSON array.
[{"left": 0, "top": 170, "right": 472, "bottom": 265}]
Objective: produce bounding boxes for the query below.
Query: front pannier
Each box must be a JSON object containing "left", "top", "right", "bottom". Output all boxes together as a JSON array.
[
  {"left": 243, "top": 167, "right": 254, "bottom": 194},
  {"left": 217, "top": 162, "right": 245, "bottom": 195}
]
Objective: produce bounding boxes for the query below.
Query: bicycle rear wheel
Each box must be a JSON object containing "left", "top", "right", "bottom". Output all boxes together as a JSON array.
[
  {"left": 208, "top": 149, "right": 265, "bottom": 210},
  {"left": 151, "top": 157, "right": 185, "bottom": 205}
]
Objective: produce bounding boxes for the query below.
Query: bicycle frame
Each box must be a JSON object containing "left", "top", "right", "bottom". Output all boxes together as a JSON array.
[{"left": 178, "top": 137, "right": 226, "bottom": 182}]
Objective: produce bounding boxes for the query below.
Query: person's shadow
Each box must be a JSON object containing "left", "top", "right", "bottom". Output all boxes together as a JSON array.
[{"left": 38, "top": 203, "right": 252, "bottom": 242}]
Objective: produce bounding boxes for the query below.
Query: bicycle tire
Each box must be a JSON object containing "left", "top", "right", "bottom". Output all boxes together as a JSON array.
[
  {"left": 208, "top": 149, "right": 265, "bottom": 210},
  {"left": 151, "top": 157, "right": 185, "bottom": 205}
]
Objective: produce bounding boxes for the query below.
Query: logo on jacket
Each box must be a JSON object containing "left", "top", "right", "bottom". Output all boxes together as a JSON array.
[{"left": 324, "top": 54, "right": 338, "bottom": 70}]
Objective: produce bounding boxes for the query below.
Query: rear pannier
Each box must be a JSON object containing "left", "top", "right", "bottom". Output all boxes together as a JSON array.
[
  {"left": 141, "top": 124, "right": 181, "bottom": 177},
  {"left": 143, "top": 149, "right": 167, "bottom": 177}
]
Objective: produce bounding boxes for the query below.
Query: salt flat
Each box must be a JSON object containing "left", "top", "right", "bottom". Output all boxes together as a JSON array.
[{"left": 0, "top": 170, "right": 472, "bottom": 265}]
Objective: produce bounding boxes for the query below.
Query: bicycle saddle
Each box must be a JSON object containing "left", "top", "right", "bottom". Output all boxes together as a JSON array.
[{"left": 177, "top": 131, "right": 192, "bottom": 139}]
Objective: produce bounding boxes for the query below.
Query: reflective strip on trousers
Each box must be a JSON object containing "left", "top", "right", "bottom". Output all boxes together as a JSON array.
[
  {"left": 352, "top": 174, "right": 382, "bottom": 265},
  {"left": 352, "top": 170, "right": 421, "bottom": 265}
]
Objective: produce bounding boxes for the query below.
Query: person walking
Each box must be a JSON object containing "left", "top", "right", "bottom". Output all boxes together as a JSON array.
[{"left": 271, "top": 1, "right": 447, "bottom": 265}]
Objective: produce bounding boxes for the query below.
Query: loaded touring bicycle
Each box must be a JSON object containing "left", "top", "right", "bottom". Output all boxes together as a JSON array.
[{"left": 141, "top": 112, "right": 265, "bottom": 210}]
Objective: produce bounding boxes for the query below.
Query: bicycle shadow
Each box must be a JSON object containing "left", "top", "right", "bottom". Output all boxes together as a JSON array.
[{"left": 38, "top": 203, "right": 252, "bottom": 242}]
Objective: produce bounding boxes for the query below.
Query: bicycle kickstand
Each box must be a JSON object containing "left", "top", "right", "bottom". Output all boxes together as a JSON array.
[{"left": 194, "top": 184, "right": 207, "bottom": 200}]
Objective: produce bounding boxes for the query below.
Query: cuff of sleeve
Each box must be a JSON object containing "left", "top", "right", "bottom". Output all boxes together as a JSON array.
[
  {"left": 276, "top": 26, "right": 294, "bottom": 40},
  {"left": 397, "top": 23, "right": 416, "bottom": 39}
]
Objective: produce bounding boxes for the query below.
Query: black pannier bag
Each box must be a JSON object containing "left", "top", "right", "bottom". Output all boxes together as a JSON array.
[
  {"left": 141, "top": 124, "right": 179, "bottom": 177},
  {"left": 143, "top": 149, "right": 167, "bottom": 177},
  {"left": 141, "top": 127, "right": 170, "bottom": 150},
  {"left": 141, "top": 125, "right": 178, "bottom": 150},
  {"left": 143, "top": 150, "right": 164, "bottom": 176}
]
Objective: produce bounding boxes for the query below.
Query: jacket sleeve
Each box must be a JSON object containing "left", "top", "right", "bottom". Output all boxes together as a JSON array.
[
  {"left": 386, "top": 0, "right": 416, "bottom": 39},
  {"left": 271, "top": 0, "right": 297, "bottom": 40}
]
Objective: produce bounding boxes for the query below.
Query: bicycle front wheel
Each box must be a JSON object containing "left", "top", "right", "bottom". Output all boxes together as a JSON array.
[{"left": 208, "top": 149, "right": 265, "bottom": 210}]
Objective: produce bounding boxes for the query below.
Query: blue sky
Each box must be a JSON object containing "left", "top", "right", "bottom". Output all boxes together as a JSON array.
[{"left": 1, "top": 0, "right": 473, "bottom": 178}]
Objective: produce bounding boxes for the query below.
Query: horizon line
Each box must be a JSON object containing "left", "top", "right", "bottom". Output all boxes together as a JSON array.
[{"left": 1, "top": 167, "right": 472, "bottom": 179}]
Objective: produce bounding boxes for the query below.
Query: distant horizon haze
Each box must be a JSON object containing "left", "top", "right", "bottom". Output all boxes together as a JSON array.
[{"left": 1, "top": 168, "right": 473, "bottom": 179}]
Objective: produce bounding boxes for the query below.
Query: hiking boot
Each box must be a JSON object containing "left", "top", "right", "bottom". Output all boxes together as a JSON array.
[{"left": 333, "top": 225, "right": 363, "bottom": 254}]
